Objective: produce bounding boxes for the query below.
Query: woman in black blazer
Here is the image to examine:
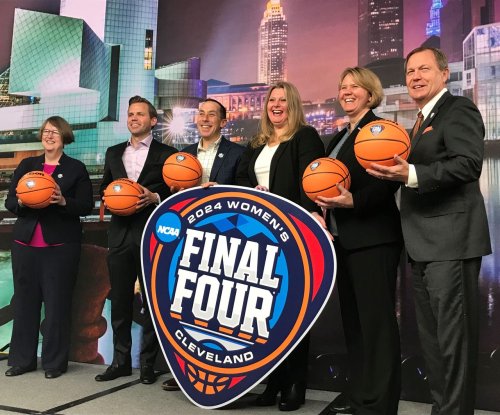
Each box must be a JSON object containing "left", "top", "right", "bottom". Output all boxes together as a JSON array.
[
  {"left": 236, "top": 81, "right": 325, "bottom": 411},
  {"left": 4, "top": 116, "right": 93, "bottom": 379},
  {"left": 316, "top": 67, "right": 402, "bottom": 415}
]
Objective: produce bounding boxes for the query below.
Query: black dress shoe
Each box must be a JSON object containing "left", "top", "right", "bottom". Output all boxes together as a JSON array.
[
  {"left": 5, "top": 366, "right": 36, "bottom": 377},
  {"left": 328, "top": 392, "right": 354, "bottom": 414},
  {"left": 95, "top": 365, "right": 131, "bottom": 381},
  {"left": 162, "top": 378, "right": 180, "bottom": 391},
  {"left": 45, "top": 369, "right": 64, "bottom": 379},
  {"left": 255, "top": 381, "right": 280, "bottom": 406},
  {"left": 279, "top": 383, "right": 306, "bottom": 411},
  {"left": 140, "top": 365, "right": 156, "bottom": 384}
]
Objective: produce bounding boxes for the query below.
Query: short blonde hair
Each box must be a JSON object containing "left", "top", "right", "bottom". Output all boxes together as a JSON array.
[
  {"left": 338, "top": 67, "right": 384, "bottom": 109},
  {"left": 251, "top": 81, "right": 306, "bottom": 148}
]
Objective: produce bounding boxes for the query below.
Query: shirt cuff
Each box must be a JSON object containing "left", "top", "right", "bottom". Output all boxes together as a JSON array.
[
  {"left": 155, "top": 193, "right": 161, "bottom": 204},
  {"left": 406, "top": 164, "right": 418, "bottom": 188}
]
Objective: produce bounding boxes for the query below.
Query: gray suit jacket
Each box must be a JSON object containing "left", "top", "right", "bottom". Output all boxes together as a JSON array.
[{"left": 400, "top": 91, "right": 491, "bottom": 261}]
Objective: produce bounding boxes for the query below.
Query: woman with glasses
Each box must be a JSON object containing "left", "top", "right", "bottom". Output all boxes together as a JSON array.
[{"left": 4, "top": 116, "right": 93, "bottom": 379}]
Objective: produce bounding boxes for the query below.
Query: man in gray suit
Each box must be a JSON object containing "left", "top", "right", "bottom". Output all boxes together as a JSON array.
[{"left": 368, "top": 47, "right": 491, "bottom": 415}]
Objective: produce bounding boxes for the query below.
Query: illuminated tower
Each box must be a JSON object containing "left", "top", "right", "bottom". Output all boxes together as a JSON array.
[
  {"left": 358, "top": 0, "right": 403, "bottom": 66},
  {"left": 426, "top": 0, "right": 443, "bottom": 37},
  {"left": 258, "top": 0, "right": 288, "bottom": 85}
]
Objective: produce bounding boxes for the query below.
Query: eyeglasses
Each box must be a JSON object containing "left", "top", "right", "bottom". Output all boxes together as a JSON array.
[{"left": 42, "top": 129, "right": 61, "bottom": 137}]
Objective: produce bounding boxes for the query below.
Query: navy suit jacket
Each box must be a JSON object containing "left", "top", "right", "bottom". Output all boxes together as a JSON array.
[
  {"left": 99, "top": 138, "right": 177, "bottom": 248},
  {"left": 325, "top": 110, "right": 402, "bottom": 250},
  {"left": 401, "top": 92, "right": 491, "bottom": 261},
  {"left": 182, "top": 136, "right": 245, "bottom": 184},
  {"left": 5, "top": 153, "right": 93, "bottom": 244}
]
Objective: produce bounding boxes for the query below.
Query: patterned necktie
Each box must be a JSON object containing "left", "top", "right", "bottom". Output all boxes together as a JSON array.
[{"left": 411, "top": 111, "right": 424, "bottom": 139}]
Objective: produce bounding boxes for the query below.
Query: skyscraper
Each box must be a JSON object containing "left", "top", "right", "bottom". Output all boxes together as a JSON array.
[
  {"left": 426, "top": 0, "right": 444, "bottom": 37},
  {"left": 358, "top": 0, "right": 403, "bottom": 66},
  {"left": 258, "top": 0, "right": 288, "bottom": 85}
]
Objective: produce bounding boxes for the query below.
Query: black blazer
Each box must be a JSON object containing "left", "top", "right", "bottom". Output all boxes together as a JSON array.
[
  {"left": 182, "top": 136, "right": 245, "bottom": 184},
  {"left": 325, "top": 110, "right": 402, "bottom": 250},
  {"left": 401, "top": 92, "right": 491, "bottom": 261},
  {"left": 99, "top": 138, "right": 177, "bottom": 248},
  {"left": 236, "top": 125, "right": 324, "bottom": 212},
  {"left": 5, "top": 153, "right": 93, "bottom": 244}
]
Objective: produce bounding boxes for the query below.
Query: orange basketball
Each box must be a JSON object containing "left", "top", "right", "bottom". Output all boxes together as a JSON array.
[
  {"left": 103, "top": 178, "right": 143, "bottom": 216},
  {"left": 354, "top": 120, "right": 410, "bottom": 169},
  {"left": 162, "top": 152, "right": 202, "bottom": 189},
  {"left": 16, "top": 171, "right": 56, "bottom": 209},
  {"left": 302, "top": 157, "right": 351, "bottom": 201}
]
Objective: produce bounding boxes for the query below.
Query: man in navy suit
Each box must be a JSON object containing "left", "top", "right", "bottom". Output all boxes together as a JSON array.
[
  {"left": 368, "top": 47, "right": 491, "bottom": 415},
  {"left": 95, "top": 96, "right": 177, "bottom": 384},
  {"left": 162, "top": 98, "right": 244, "bottom": 391}
]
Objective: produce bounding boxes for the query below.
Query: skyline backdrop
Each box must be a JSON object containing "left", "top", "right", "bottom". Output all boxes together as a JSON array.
[{"left": 1, "top": 0, "right": 431, "bottom": 101}]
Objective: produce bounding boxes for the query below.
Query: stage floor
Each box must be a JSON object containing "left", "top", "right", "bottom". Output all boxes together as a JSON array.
[{"left": 0, "top": 360, "right": 498, "bottom": 415}]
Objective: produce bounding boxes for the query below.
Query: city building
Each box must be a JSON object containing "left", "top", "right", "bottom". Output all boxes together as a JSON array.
[
  {"left": 426, "top": 0, "right": 444, "bottom": 37},
  {"left": 258, "top": 0, "right": 288, "bottom": 85},
  {"left": 358, "top": 0, "right": 404, "bottom": 66},
  {"left": 463, "top": 22, "right": 500, "bottom": 140},
  {"left": 0, "top": 0, "right": 158, "bottom": 170}
]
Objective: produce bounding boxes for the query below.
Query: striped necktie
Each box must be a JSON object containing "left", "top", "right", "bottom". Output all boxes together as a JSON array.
[{"left": 411, "top": 111, "right": 424, "bottom": 139}]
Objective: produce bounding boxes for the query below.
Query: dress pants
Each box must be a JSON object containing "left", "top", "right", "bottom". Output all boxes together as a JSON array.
[
  {"left": 107, "top": 229, "right": 159, "bottom": 368},
  {"left": 411, "top": 258, "right": 481, "bottom": 415},
  {"left": 9, "top": 242, "right": 80, "bottom": 371},
  {"left": 336, "top": 242, "right": 402, "bottom": 415}
]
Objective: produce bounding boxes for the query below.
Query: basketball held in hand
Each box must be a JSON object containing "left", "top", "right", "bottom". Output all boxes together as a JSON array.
[
  {"left": 162, "top": 152, "right": 202, "bottom": 190},
  {"left": 103, "top": 178, "right": 143, "bottom": 216},
  {"left": 354, "top": 120, "right": 410, "bottom": 169},
  {"left": 302, "top": 158, "right": 351, "bottom": 201},
  {"left": 16, "top": 171, "right": 57, "bottom": 209}
]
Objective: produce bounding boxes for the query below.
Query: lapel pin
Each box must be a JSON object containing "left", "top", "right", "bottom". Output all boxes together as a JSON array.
[
  {"left": 430, "top": 112, "right": 435, "bottom": 119},
  {"left": 58, "top": 174, "right": 63, "bottom": 178},
  {"left": 218, "top": 153, "right": 224, "bottom": 158}
]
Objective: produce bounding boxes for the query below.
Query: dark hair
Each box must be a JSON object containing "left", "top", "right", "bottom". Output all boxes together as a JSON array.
[
  {"left": 405, "top": 47, "right": 448, "bottom": 72},
  {"left": 39, "top": 116, "right": 74, "bottom": 145},
  {"left": 128, "top": 95, "right": 158, "bottom": 119},
  {"left": 201, "top": 98, "right": 227, "bottom": 119}
]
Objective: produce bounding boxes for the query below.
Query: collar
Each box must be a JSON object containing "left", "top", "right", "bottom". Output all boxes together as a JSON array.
[
  {"left": 420, "top": 88, "right": 447, "bottom": 119},
  {"left": 127, "top": 133, "right": 153, "bottom": 148},
  {"left": 198, "top": 135, "right": 222, "bottom": 152}
]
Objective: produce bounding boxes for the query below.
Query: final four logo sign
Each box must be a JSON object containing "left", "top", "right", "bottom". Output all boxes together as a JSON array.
[{"left": 141, "top": 186, "right": 336, "bottom": 408}]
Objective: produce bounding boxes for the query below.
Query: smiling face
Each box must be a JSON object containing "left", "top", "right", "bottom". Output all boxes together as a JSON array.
[
  {"left": 406, "top": 49, "right": 449, "bottom": 108},
  {"left": 196, "top": 100, "right": 227, "bottom": 143},
  {"left": 338, "top": 73, "right": 371, "bottom": 121},
  {"left": 127, "top": 102, "right": 157, "bottom": 140},
  {"left": 267, "top": 88, "right": 289, "bottom": 129},
  {"left": 41, "top": 122, "right": 64, "bottom": 153}
]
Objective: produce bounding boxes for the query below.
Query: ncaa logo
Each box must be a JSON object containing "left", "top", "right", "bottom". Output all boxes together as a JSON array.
[
  {"left": 370, "top": 124, "right": 384, "bottom": 136},
  {"left": 26, "top": 180, "right": 36, "bottom": 189},
  {"left": 310, "top": 161, "right": 320, "bottom": 171},
  {"left": 176, "top": 154, "right": 186, "bottom": 162},
  {"left": 112, "top": 184, "right": 122, "bottom": 192},
  {"left": 141, "top": 186, "right": 336, "bottom": 408}
]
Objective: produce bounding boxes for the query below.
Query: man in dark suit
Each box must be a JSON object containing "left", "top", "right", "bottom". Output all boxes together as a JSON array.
[
  {"left": 368, "top": 47, "right": 491, "bottom": 414},
  {"left": 161, "top": 98, "right": 244, "bottom": 391},
  {"left": 95, "top": 96, "right": 177, "bottom": 384}
]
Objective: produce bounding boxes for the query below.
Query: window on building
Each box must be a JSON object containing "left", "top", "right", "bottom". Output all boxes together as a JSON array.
[{"left": 144, "top": 29, "right": 153, "bottom": 70}]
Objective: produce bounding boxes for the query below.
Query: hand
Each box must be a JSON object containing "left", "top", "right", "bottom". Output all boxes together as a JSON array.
[
  {"left": 310, "top": 211, "right": 334, "bottom": 241},
  {"left": 137, "top": 185, "right": 159, "bottom": 210},
  {"left": 366, "top": 155, "right": 409, "bottom": 182},
  {"left": 50, "top": 184, "right": 66, "bottom": 206},
  {"left": 316, "top": 184, "right": 353, "bottom": 209},
  {"left": 170, "top": 185, "right": 182, "bottom": 194},
  {"left": 201, "top": 181, "right": 218, "bottom": 189},
  {"left": 255, "top": 185, "right": 269, "bottom": 192}
]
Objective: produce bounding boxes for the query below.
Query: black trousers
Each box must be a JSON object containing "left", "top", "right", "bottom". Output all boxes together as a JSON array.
[
  {"left": 336, "top": 242, "right": 402, "bottom": 415},
  {"left": 9, "top": 242, "right": 80, "bottom": 371},
  {"left": 412, "top": 258, "right": 481, "bottom": 415},
  {"left": 107, "top": 229, "right": 159, "bottom": 368}
]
